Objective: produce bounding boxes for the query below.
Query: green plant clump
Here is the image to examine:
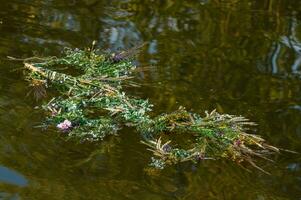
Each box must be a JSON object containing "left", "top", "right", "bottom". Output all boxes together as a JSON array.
[{"left": 17, "top": 47, "right": 286, "bottom": 174}]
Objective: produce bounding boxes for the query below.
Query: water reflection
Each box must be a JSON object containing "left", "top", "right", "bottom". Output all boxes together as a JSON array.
[
  {"left": 0, "top": 166, "right": 27, "bottom": 186},
  {"left": 0, "top": 0, "right": 300, "bottom": 199}
]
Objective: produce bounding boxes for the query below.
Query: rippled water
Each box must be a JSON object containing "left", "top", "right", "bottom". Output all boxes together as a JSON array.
[{"left": 0, "top": 0, "right": 301, "bottom": 199}]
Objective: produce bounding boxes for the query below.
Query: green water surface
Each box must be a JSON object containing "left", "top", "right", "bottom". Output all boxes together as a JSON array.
[{"left": 0, "top": 0, "right": 300, "bottom": 199}]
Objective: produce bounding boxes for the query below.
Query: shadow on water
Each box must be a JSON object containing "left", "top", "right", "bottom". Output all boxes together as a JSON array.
[{"left": 0, "top": 0, "right": 300, "bottom": 199}]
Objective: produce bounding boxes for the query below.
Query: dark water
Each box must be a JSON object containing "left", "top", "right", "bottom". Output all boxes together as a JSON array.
[{"left": 0, "top": 0, "right": 301, "bottom": 199}]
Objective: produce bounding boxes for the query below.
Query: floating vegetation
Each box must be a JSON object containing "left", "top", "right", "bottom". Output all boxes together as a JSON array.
[{"left": 12, "top": 46, "right": 291, "bottom": 173}]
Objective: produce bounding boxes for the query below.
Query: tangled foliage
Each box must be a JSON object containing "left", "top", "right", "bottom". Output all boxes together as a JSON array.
[{"left": 19, "top": 47, "right": 283, "bottom": 173}]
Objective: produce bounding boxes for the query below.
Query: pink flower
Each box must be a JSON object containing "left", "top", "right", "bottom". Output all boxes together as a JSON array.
[
  {"left": 57, "top": 119, "right": 72, "bottom": 131},
  {"left": 234, "top": 139, "right": 242, "bottom": 146},
  {"left": 51, "top": 111, "right": 57, "bottom": 117}
]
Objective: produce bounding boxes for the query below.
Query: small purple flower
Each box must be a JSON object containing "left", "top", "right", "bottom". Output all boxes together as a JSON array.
[
  {"left": 57, "top": 119, "right": 72, "bottom": 131},
  {"left": 234, "top": 139, "right": 242, "bottom": 146},
  {"left": 51, "top": 110, "right": 58, "bottom": 117},
  {"left": 195, "top": 153, "right": 205, "bottom": 161},
  {"left": 163, "top": 145, "right": 172, "bottom": 153},
  {"left": 111, "top": 53, "right": 124, "bottom": 63}
]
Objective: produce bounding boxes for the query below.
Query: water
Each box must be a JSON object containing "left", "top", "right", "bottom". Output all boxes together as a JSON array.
[{"left": 0, "top": 0, "right": 301, "bottom": 199}]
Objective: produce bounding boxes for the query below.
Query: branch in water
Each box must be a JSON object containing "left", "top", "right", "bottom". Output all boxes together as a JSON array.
[{"left": 18, "top": 47, "right": 294, "bottom": 173}]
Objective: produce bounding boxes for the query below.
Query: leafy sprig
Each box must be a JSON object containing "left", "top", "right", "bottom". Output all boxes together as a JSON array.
[{"left": 19, "top": 47, "right": 288, "bottom": 174}]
